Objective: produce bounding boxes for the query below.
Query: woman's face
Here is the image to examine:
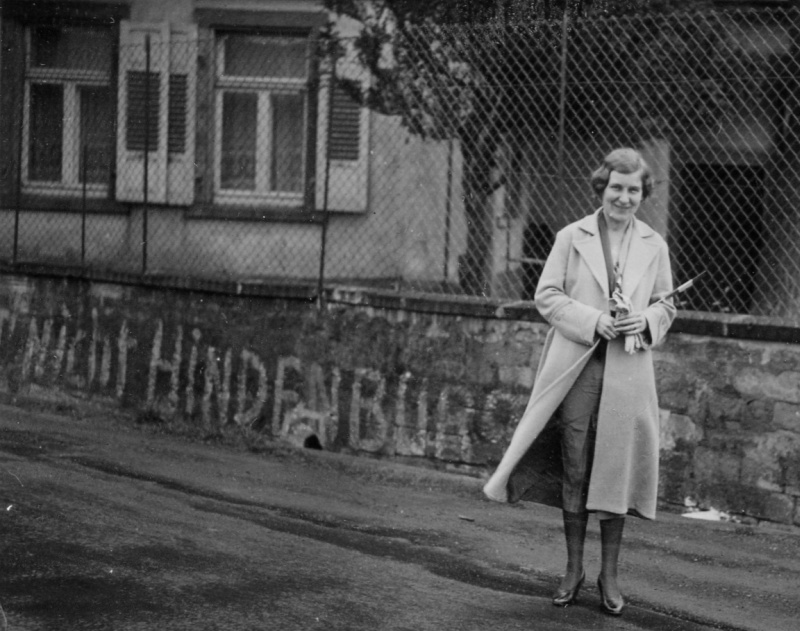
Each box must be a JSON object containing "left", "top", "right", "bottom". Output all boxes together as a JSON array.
[{"left": 602, "top": 169, "right": 644, "bottom": 227}]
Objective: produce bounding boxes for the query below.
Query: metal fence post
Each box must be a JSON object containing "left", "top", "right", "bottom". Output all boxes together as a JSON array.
[
  {"left": 142, "top": 34, "right": 151, "bottom": 276},
  {"left": 317, "top": 51, "right": 336, "bottom": 313},
  {"left": 81, "top": 144, "right": 87, "bottom": 267},
  {"left": 443, "top": 138, "right": 454, "bottom": 287},
  {"left": 13, "top": 63, "right": 24, "bottom": 265},
  {"left": 556, "top": 8, "right": 569, "bottom": 223}
]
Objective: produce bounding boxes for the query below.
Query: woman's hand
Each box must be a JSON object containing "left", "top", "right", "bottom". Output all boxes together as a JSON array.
[
  {"left": 614, "top": 312, "right": 647, "bottom": 335},
  {"left": 595, "top": 313, "right": 618, "bottom": 341}
]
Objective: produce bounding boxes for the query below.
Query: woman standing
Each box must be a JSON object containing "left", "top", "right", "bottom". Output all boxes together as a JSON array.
[{"left": 483, "top": 148, "right": 676, "bottom": 615}]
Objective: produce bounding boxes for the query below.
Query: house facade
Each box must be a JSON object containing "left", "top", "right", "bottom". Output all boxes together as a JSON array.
[{"left": 0, "top": 0, "right": 459, "bottom": 286}]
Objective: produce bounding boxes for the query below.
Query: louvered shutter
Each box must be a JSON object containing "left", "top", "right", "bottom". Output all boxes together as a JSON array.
[
  {"left": 0, "top": 19, "right": 25, "bottom": 204},
  {"left": 328, "top": 84, "right": 361, "bottom": 161},
  {"left": 165, "top": 24, "right": 197, "bottom": 206},
  {"left": 116, "top": 21, "right": 170, "bottom": 203},
  {"left": 316, "top": 62, "right": 370, "bottom": 213}
]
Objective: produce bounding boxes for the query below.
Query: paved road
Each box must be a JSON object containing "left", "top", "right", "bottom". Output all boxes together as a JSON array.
[{"left": 0, "top": 402, "right": 798, "bottom": 630}]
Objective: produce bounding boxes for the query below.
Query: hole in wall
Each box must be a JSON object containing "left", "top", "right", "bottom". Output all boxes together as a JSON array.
[{"left": 303, "top": 434, "right": 323, "bottom": 450}]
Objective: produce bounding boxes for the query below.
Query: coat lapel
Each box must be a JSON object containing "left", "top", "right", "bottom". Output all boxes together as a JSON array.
[
  {"left": 572, "top": 211, "right": 609, "bottom": 297},
  {"left": 621, "top": 220, "right": 659, "bottom": 297}
]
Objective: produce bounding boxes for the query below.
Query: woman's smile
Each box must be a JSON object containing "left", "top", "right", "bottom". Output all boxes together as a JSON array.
[{"left": 602, "top": 170, "right": 643, "bottom": 227}]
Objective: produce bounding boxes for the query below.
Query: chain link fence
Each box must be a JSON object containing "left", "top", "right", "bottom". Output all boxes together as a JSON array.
[{"left": 2, "top": 7, "right": 800, "bottom": 321}]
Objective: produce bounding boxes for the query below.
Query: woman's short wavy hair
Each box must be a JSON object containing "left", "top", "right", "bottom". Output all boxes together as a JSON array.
[{"left": 590, "top": 148, "right": 653, "bottom": 200}]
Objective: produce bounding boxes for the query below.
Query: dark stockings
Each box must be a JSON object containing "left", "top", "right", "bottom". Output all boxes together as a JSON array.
[
  {"left": 599, "top": 516, "right": 625, "bottom": 601},
  {"left": 558, "top": 510, "right": 588, "bottom": 591},
  {"left": 558, "top": 512, "right": 626, "bottom": 596}
]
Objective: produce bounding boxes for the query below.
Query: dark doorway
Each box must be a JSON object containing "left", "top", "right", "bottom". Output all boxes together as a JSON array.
[{"left": 670, "top": 164, "right": 765, "bottom": 314}]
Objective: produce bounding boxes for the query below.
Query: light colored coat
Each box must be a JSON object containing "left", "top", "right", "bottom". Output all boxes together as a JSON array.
[{"left": 483, "top": 209, "right": 676, "bottom": 519}]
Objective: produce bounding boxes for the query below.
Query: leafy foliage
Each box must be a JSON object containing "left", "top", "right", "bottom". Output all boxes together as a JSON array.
[
  {"left": 323, "top": 0, "right": 763, "bottom": 143},
  {"left": 323, "top": 1, "right": 685, "bottom": 26}
]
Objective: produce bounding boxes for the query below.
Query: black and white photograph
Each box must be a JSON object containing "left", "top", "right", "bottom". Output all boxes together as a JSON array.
[{"left": 0, "top": 1, "right": 799, "bottom": 629}]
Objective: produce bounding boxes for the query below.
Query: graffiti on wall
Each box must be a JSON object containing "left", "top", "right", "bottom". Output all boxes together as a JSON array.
[{"left": 9, "top": 304, "right": 528, "bottom": 466}]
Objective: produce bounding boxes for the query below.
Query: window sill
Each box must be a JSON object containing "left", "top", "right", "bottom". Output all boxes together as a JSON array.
[
  {"left": 187, "top": 204, "right": 326, "bottom": 223},
  {"left": 8, "top": 193, "right": 130, "bottom": 214},
  {"left": 214, "top": 191, "right": 305, "bottom": 207},
  {"left": 22, "top": 183, "right": 108, "bottom": 198}
]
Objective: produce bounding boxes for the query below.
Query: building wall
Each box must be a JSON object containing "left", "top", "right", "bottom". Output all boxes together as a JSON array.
[
  {"left": 131, "top": 0, "right": 193, "bottom": 22},
  {"left": 1, "top": 272, "right": 798, "bottom": 526},
  {"left": 0, "top": 0, "right": 461, "bottom": 287}
]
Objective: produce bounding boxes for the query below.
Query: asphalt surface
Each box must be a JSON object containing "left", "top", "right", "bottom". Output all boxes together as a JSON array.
[{"left": 0, "top": 400, "right": 798, "bottom": 630}]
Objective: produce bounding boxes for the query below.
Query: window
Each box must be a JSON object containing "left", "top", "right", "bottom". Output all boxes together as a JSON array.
[
  {"left": 22, "top": 25, "right": 115, "bottom": 197},
  {"left": 214, "top": 34, "right": 309, "bottom": 207},
  {"left": 2, "top": 8, "right": 368, "bottom": 215}
]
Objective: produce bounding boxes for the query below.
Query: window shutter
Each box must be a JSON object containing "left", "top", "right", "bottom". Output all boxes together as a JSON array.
[
  {"left": 0, "top": 19, "right": 25, "bottom": 204},
  {"left": 328, "top": 84, "right": 361, "bottom": 161},
  {"left": 165, "top": 24, "right": 197, "bottom": 206},
  {"left": 116, "top": 21, "right": 170, "bottom": 204},
  {"left": 316, "top": 63, "right": 370, "bottom": 213},
  {"left": 125, "top": 70, "right": 161, "bottom": 152},
  {"left": 193, "top": 29, "right": 215, "bottom": 205}
]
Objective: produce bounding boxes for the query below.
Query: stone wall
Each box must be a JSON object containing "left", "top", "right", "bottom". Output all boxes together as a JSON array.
[
  {"left": 0, "top": 273, "right": 798, "bottom": 526},
  {"left": 657, "top": 334, "right": 800, "bottom": 525}
]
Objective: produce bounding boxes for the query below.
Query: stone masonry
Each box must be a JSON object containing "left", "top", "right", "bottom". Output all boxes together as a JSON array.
[{"left": 0, "top": 273, "right": 798, "bottom": 526}]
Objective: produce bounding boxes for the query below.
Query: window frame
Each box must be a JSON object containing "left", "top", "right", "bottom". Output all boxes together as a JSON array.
[
  {"left": 212, "top": 31, "right": 311, "bottom": 209},
  {"left": 21, "top": 24, "right": 116, "bottom": 200}
]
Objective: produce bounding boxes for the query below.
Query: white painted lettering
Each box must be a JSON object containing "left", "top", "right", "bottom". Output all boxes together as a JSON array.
[
  {"left": 234, "top": 349, "right": 268, "bottom": 427},
  {"left": 272, "top": 357, "right": 302, "bottom": 437},
  {"left": 99, "top": 337, "right": 112, "bottom": 388},
  {"left": 22, "top": 318, "right": 53, "bottom": 380},
  {"left": 116, "top": 320, "right": 131, "bottom": 399},
  {"left": 147, "top": 321, "right": 182, "bottom": 408},
  {"left": 305, "top": 363, "right": 331, "bottom": 445},
  {"left": 202, "top": 346, "right": 232, "bottom": 427},
  {"left": 394, "top": 371, "right": 427, "bottom": 456},
  {"left": 185, "top": 329, "right": 201, "bottom": 415},
  {"left": 88, "top": 309, "right": 98, "bottom": 386},
  {"left": 65, "top": 329, "right": 86, "bottom": 388},
  {"left": 349, "top": 368, "right": 387, "bottom": 453}
]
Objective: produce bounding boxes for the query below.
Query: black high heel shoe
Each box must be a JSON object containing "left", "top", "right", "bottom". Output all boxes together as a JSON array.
[
  {"left": 597, "top": 576, "right": 625, "bottom": 616},
  {"left": 552, "top": 571, "right": 585, "bottom": 607}
]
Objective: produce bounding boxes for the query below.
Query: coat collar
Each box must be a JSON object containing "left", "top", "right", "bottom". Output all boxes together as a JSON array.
[{"left": 573, "top": 208, "right": 659, "bottom": 298}]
